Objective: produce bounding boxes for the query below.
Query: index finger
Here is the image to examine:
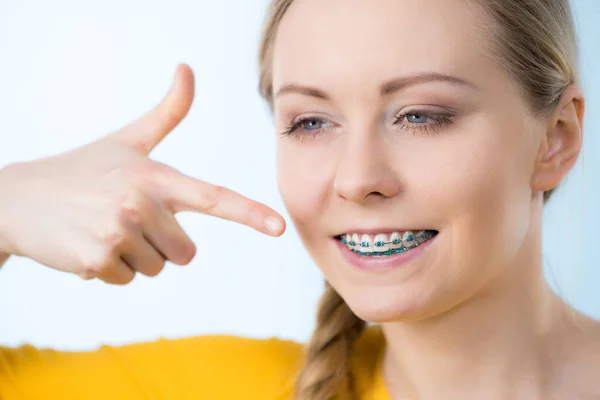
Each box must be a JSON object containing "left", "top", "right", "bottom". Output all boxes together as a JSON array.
[{"left": 155, "top": 166, "right": 286, "bottom": 237}]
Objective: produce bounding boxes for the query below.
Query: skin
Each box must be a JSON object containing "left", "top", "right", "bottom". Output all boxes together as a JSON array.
[
  {"left": 0, "top": 66, "right": 286, "bottom": 282},
  {"left": 272, "top": 0, "right": 599, "bottom": 398},
  {"left": 0, "top": 1, "right": 596, "bottom": 398}
]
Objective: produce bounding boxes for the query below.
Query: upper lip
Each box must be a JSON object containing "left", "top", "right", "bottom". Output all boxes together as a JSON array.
[{"left": 334, "top": 227, "right": 433, "bottom": 236}]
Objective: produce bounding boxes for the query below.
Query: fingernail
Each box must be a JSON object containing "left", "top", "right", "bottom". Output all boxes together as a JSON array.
[{"left": 264, "top": 216, "right": 282, "bottom": 234}]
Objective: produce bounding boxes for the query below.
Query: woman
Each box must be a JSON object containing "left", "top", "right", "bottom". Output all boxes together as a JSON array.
[{"left": 0, "top": 0, "right": 597, "bottom": 398}]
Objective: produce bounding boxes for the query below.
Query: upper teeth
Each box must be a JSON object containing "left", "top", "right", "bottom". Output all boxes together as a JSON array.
[{"left": 342, "top": 230, "right": 433, "bottom": 252}]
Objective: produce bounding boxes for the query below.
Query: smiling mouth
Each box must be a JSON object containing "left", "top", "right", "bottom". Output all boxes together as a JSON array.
[{"left": 336, "top": 230, "right": 439, "bottom": 257}]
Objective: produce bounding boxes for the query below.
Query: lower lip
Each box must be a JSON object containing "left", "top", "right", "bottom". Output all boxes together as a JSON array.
[{"left": 334, "top": 233, "right": 438, "bottom": 271}]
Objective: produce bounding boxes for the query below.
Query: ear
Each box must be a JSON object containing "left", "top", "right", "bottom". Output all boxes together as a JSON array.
[{"left": 531, "top": 84, "right": 585, "bottom": 196}]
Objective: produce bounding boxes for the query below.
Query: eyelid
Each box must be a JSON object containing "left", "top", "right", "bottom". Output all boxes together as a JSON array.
[
  {"left": 291, "top": 112, "right": 336, "bottom": 124},
  {"left": 391, "top": 107, "right": 456, "bottom": 126},
  {"left": 393, "top": 105, "right": 455, "bottom": 118}
]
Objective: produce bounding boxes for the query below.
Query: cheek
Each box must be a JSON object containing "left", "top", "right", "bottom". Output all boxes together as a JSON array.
[
  {"left": 421, "top": 113, "right": 531, "bottom": 212},
  {"left": 425, "top": 114, "right": 534, "bottom": 277},
  {"left": 276, "top": 140, "right": 334, "bottom": 235}
]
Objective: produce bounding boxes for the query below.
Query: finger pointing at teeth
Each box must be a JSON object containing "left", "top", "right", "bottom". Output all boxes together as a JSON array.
[
  {"left": 152, "top": 163, "right": 286, "bottom": 237},
  {"left": 0, "top": 63, "right": 286, "bottom": 287}
]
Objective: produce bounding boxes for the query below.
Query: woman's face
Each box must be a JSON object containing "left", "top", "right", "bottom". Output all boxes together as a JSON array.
[{"left": 272, "top": 0, "right": 546, "bottom": 322}]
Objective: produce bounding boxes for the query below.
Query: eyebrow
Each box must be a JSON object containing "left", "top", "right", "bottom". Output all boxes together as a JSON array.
[{"left": 274, "top": 71, "right": 479, "bottom": 100}]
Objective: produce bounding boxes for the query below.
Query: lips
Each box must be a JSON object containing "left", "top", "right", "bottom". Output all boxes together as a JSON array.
[
  {"left": 334, "top": 229, "right": 439, "bottom": 270},
  {"left": 335, "top": 228, "right": 433, "bottom": 236}
]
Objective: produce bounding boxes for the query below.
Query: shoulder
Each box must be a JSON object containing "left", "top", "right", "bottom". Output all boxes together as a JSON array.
[
  {"left": 559, "top": 314, "right": 600, "bottom": 399},
  {"left": 0, "top": 327, "right": 386, "bottom": 399},
  {"left": 157, "top": 333, "right": 306, "bottom": 378},
  {"left": 113, "top": 333, "right": 307, "bottom": 399},
  {"left": 0, "top": 334, "right": 306, "bottom": 400}
]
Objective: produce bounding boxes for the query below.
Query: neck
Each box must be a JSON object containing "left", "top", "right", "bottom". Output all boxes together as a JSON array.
[{"left": 381, "top": 212, "right": 576, "bottom": 400}]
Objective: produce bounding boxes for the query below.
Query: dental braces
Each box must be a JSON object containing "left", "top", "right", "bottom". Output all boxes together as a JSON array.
[
  {"left": 350, "top": 247, "right": 417, "bottom": 256},
  {"left": 340, "top": 230, "right": 435, "bottom": 248}
]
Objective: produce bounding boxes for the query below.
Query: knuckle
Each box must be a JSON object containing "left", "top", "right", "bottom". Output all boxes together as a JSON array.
[
  {"left": 199, "top": 185, "right": 223, "bottom": 212},
  {"left": 128, "top": 139, "right": 151, "bottom": 154},
  {"left": 102, "top": 222, "right": 129, "bottom": 249},
  {"left": 163, "top": 104, "right": 186, "bottom": 127},
  {"left": 116, "top": 205, "right": 143, "bottom": 230},
  {"left": 78, "top": 271, "right": 96, "bottom": 281},
  {"left": 103, "top": 203, "right": 145, "bottom": 248},
  {"left": 80, "top": 252, "right": 114, "bottom": 279}
]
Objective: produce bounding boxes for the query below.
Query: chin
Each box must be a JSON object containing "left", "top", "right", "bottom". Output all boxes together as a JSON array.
[{"left": 339, "top": 284, "right": 443, "bottom": 323}]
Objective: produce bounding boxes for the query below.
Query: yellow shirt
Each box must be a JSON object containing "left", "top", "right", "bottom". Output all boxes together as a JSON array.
[{"left": 0, "top": 325, "right": 390, "bottom": 399}]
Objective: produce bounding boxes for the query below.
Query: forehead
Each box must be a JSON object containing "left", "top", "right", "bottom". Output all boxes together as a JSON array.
[{"left": 272, "top": 0, "right": 500, "bottom": 98}]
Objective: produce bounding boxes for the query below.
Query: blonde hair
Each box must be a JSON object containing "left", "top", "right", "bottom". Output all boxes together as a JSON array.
[{"left": 257, "top": 0, "right": 580, "bottom": 398}]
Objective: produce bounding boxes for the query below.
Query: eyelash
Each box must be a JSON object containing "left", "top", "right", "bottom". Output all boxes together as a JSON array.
[{"left": 280, "top": 110, "right": 454, "bottom": 139}]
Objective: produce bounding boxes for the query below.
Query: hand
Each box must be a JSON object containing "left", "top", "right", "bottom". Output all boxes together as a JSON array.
[{"left": 0, "top": 64, "right": 285, "bottom": 284}]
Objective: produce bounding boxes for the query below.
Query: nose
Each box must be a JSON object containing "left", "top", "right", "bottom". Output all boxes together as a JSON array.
[{"left": 333, "top": 131, "right": 402, "bottom": 204}]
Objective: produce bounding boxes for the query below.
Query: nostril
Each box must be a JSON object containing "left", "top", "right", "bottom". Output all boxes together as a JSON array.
[{"left": 365, "top": 191, "right": 387, "bottom": 200}]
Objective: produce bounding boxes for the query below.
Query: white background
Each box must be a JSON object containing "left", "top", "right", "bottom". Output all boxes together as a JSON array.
[{"left": 0, "top": 0, "right": 598, "bottom": 350}]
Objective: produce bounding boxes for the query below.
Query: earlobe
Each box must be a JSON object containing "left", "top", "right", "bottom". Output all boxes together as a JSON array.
[{"left": 531, "top": 85, "right": 585, "bottom": 194}]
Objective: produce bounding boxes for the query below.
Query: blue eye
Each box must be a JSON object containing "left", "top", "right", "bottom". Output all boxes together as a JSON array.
[
  {"left": 393, "top": 110, "right": 454, "bottom": 134},
  {"left": 281, "top": 117, "right": 332, "bottom": 137},
  {"left": 406, "top": 113, "right": 428, "bottom": 124},
  {"left": 301, "top": 119, "right": 325, "bottom": 131},
  {"left": 280, "top": 109, "right": 454, "bottom": 138}
]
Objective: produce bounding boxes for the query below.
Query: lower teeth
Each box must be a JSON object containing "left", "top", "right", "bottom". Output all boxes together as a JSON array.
[{"left": 351, "top": 246, "right": 417, "bottom": 257}]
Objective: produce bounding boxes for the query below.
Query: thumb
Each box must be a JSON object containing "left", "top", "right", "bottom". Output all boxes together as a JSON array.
[{"left": 110, "top": 64, "right": 195, "bottom": 154}]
